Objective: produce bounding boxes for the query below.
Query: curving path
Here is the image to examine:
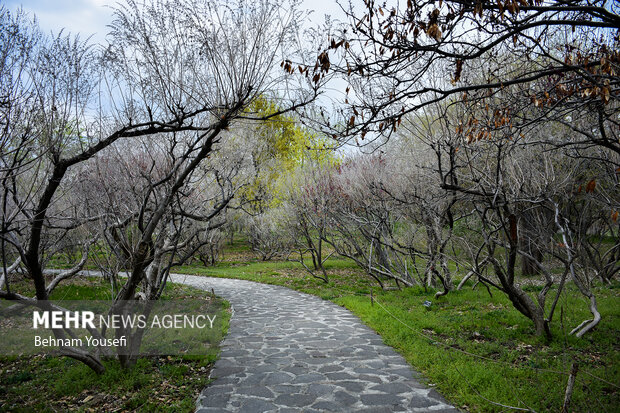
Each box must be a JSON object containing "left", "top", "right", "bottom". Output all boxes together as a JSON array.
[{"left": 168, "top": 274, "right": 459, "bottom": 413}]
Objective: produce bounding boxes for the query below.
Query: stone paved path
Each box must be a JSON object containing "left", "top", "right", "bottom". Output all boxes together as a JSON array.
[{"left": 169, "top": 274, "right": 459, "bottom": 413}]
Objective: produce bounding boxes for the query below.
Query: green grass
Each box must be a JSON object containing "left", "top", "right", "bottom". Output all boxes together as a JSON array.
[
  {"left": 172, "top": 241, "right": 619, "bottom": 413},
  {"left": 1, "top": 353, "right": 218, "bottom": 412},
  {"left": 334, "top": 285, "right": 618, "bottom": 412},
  {"left": 174, "top": 255, "right": 374, "bottom": 300},
  {"left": 0, "top": 277, "right": 231, "bottom": 412}
]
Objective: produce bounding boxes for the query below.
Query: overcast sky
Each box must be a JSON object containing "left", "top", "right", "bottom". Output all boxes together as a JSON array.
[{"left": 3, "top": 0, "right": 350, "bottom": 44}]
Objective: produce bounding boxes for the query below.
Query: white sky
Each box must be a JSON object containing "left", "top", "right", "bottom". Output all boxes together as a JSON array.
[{"left": 3, "top": 0, "right": 351, "bottom": 44}]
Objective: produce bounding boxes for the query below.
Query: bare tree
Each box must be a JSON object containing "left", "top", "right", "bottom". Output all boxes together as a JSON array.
[
  {"left": 301, "top": 0, "right": 619, "bottom": 337},
  {"left": 246, "top": 208, "right": 293, "bottom": 261},
  {"left": 310, "top": 154, "right": 420, "bottom": 288},
  {"left": 0, "top": 8, "right": 124, "bottom": 372},
  {"left": 0, "top": 0, "right": 317, "bottom": 372},
  {"left": 100, "top": 0, "right": 316, "bottom": 368},
  {"left": 384, "top": 106, "right": 467, "bottom": 296},
  {"left": 307, "top": 1, "right": 618, "bottom": 154},
  {"left": 283, "top": 160, "right": 338, "bottom": 282}
]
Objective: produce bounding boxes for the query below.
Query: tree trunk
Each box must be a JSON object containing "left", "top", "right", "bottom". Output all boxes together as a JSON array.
[{"left": 521, "top": 238, "right": 543, "bottom": 276}]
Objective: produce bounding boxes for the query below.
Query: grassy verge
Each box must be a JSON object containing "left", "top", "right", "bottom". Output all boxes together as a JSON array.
[
  {"left": 336, "top": 285, "right": 618, "bottom": 412},
  {"left": 0, "top": 277, "right": 230, "bottom": 412},
  {"left": 172, "top": 239, "right": 619, "bottom": 412}
]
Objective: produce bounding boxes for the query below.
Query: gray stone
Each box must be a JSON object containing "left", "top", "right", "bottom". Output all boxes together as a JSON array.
[
  {"left": 238, "top": 373, "right": 268, "bottom": 386},
  {"left": 318, "top": 365, "right": 344, "bottom": 373},
  {"left": 371, "top": 382, "right": 418, "bottom": 394},
  {"left": 306, "top": 383, "right": 336, "bottom": 396},
  {"left": 237, "top": 386, "right": 275, "bottom": 398},
  {"left": 200, "top": 385, "right": 233, "bottom": 397},
  {"left": 428, "top": 388, "right": 450, "bottom": 403},
  {"left": 335, "top": 380, "right": 366, "bottom": 392},
  {"left": 325, "top": 372, "right": 357, "bottom": 381},
  {"left": 273, "top": 394, "right": 317, "bottom": 407},
  {"left": 360, "top": 393, "right": 404, "bottom": 406},
  {"left": 262, "top": 372, "right": 293, "bottom": 385},
  {"left": 280, "top": 366, "right": 307, "bottom": 376},
  {"left": 334, "top": 390, "right": 358, "bottom": 406},
  {"left": 199, "top": 393, "right": 230, "bottom": 408},
  {"left": 311, "top": 401, "right": 347, "bottom": 411},
  {"left": 409, "top": 393, "right": 443, "bottom": 408},
  {"left": 210, "top": 366, "right": 245, "bottom": 377},
  {"left": 356, "top": 407, "right": 394, "bottom": 413},
  {"left": 358, "top": 374, "right": 384, "bottom": 384},
  {"left": 292, "top": 373, "right": 326, "bottom": 384},
  {"left": 269, "top": 385, "right": 304, "bottom": 394},
  {"left": 238, "top": 399, "right": 277, "bottom": 413}
]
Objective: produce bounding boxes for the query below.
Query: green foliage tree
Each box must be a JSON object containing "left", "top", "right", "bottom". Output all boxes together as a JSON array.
[{"left": 239, "top": 96, "right": 337, "bottom": 213}]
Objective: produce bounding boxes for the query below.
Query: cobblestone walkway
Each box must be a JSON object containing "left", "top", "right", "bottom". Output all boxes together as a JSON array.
[{"left": 171, "top": 274, "right": 459, "bottom": 413}]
